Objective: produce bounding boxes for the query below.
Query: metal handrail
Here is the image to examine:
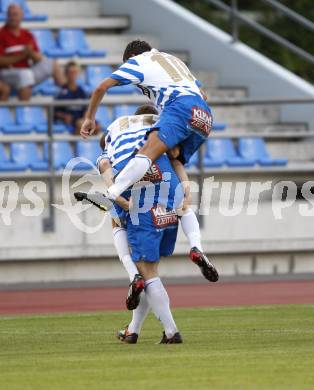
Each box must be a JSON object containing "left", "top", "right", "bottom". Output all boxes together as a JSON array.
[
  {"left": 205, "top": 0, "right": 314, "bottom": 64},
  {"left": 261, "top": 0, "right": 314, "bottom": 32}
]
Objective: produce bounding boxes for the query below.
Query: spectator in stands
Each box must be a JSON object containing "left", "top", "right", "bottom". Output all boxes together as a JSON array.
[
  {"left": 55, "top": 61, "right": 100, "bottom": 134},
  {"left": 0, "top": 4, "right": 65, "bottom": 101},
  {"left": 0, "top": 80, "right": 10, "bottom": 100}
]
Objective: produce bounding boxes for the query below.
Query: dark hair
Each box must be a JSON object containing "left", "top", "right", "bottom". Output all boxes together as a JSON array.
[
  {"left": 65, "top": 61, "right": 78, "bottom": 74},
  {"left": 134, "top": 104, "right": 159, "bottom": 116},
  {"left": 99, "top": 133, "right": 106, "bottom": 150},
  {"left": 123, "top": 40, "right": 152, "bottom": 62}
]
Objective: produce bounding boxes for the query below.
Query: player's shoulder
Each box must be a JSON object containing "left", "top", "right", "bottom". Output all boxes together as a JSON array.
[
  {"left": 130, "top": 48, "right": 158, "bottom": 63},
  {"left": 107, "top": 115, "right": 131, "bottom": 132}
]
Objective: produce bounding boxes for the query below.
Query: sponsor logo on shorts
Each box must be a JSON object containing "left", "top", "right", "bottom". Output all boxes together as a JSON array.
[
  {"left": 190, "top": 107, "right": 213, "bottom": 137},
  {"left": 142, "top": 162, "right": 163, "bottom": 183},
  {"left": 151, "top": 205, "right": 178, "bottom": 228}
]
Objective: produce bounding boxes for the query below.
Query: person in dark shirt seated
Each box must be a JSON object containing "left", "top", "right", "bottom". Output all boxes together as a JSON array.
[{"left": 55, "top": 61, "right": 100, "bottom": 134}]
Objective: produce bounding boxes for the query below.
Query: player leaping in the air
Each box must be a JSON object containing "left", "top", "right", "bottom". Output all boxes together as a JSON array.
[{"left": 80, "top": 40, "right": 213, "bottom": 209}]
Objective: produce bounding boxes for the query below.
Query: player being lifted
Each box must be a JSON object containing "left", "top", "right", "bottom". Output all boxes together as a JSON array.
[
  {"left": 79, "top": 104, "right": 218, "bottom": 343},
  {"left": 80, "top": 40, "right": 212, "bottom": 207}
]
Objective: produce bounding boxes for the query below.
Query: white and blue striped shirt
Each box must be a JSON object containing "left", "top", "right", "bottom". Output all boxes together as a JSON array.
[
  {"left": 110, "top": 48, "right": 202, "bottom": 109},
  {"left": 102, "top": 114, "right": 158, "bottom": 169}
]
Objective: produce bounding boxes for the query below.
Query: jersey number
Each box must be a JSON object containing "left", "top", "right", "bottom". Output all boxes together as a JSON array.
[{"left": 151, "top": 53, "right": 194, "bottom": 82}]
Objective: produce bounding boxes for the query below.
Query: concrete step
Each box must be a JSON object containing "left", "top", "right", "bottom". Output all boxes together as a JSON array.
[
  {"left": 205, "top": 87, "right": 247, "bottom": 100},
  {"left": 17, "top": 16, "right": 129, "bottom": 31},
  {"left": 213, "top": 105, "right": 280, "bottom": 125},
  {"left": 218, "top": 123, "right": 308, "bottom": 133},
  {"left": 28, "top": 0, "right": 102, "bottom": 18},
  {"left": 267, "top": 141, "right": 314, "bottom": 161},
  {"left": 194, "top": 71, "right": 218, "bottom": 89},
  {"left": 88, "top": 33, "right": 159, "bottom": 54}
]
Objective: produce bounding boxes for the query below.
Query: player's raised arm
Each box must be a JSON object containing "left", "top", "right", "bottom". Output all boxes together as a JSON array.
[
  {"left": 170, "top": 158, "right": 192, "bottom": 211},
  {"left": 80, "top": 77, "right": 118, "bottom": 139}
]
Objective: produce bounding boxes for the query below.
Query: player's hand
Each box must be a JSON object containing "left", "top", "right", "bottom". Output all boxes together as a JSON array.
[
  {"left": 80, "top": 118, "right": 96, "bottom": 139},
  {"left": 116, "top": 196, "right": 130, "bottom": 211}
]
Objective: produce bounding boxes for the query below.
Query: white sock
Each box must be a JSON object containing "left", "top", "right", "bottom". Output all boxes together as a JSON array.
[
  {"left": 144, "top": 277, "right": 178, "bottom": 338},
  {"left": 180, "top": 208, "right": 203, "bottom": 251},
  {"left": 112, "top": 227, "right": 138, "bottom": 281},
  {"left": 128, "top": 292, "right": 151, "bottom": 334},
  {"left": 108, "top": 154, "right": 152, "bottom": 200}
]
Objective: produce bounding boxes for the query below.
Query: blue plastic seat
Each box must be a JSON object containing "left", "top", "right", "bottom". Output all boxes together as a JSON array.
[
  {"left": 205, "top": 138, "right": 255, "bottom": 167},
  {"left": 16, "top": 106, "right": 68, "bottom": 133},
  {"left": 238, "top": 137, "right": 288, "bottom": 166},
  {"left": 86, "top": 65, "right": 113, "bottom": 89},
  {"left": 0, "top": 107, "right": 32, "bottom": 134},
  {"left": 0, "top": 0, "right": 47, "bottom": 21},
  {"left": 58, "top": 29, "right": 106, "bottom": 57},
  {"left": 95, "top": 106, "right": 112, "bottom": 130},
  {"left": 44, "top": 141, "right": 74, "bottom": 170},
  {"left": 0, "top": 143, "right": 27, "bottom": 171},
  {"left": 10, "top": 142, "right": 48, "bottom": 171},
  {"left": 31, "top": 29, "right": 75, "bottom": 58},
  {"left": 185, "top": 151, "right": 199, "bottom": 168},
  {"left": 113, "top": 104, "right": 139, "bottom": 119},
  {"left": 33, "top": 78, "right": 60, "bottom": 96},
  {"left": 212, "top": 123, "right": 226, "bottom": 131},
  {"left": 74, "top": 141, "right": 101, "bottom": 170}
]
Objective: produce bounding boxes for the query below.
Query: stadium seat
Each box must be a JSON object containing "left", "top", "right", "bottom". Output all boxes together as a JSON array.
[
  {"left": 33, "top": 78, "right": 60, "bottom": 96},
  {"left": 0, "top": 0, "right": 47, "bottom": 21},
  {"left": 75, "top": 141, "right": 101, "bottom": 170},
  {"left": 0, "top": 143, "right": 27, "bottom": 171},
  {"left": 44, "top": 141, "right": 74, "bottom": 170},
  {"left": 16, "top": 107, "right": 68, "bottom": 133},
  {"left": 31, "top": 29, "right": 75, "bottom": 58},
  {"left": 212, "top": 123, "right": 226, "bottom": 131},
  {"left": 10, "top": 142, "right": 48, "bottom": 171},
  {"left": 0, "top": 107, "right": 32, "bottom": 134},
  {"left": 185, "top": 151, "right": 199, "bottom": 168},
  {"left": 57, "top": 29, "right": 106, "bottom": 57},
  {"left": 205, "top": 139, "right": 255, "bottom": 167},
  {"left": 238, "top": 137, "right": 288, "bottom": 166},
  {"left": 113, "top": 104, "right": 139, "bottom": 119},
  {"left": 86, "top": 65, "right": 113, "bottom": 89},
  {"left": 95, "top": 106, "right": 112, "bottom": 130}
]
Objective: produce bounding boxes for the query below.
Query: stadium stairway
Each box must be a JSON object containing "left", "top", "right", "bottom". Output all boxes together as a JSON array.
[{"left": 0, "top": 0, "right": 313, "bottom": 288}]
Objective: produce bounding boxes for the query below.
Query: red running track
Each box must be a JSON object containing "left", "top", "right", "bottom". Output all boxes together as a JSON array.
[{"left": 0, "top": 280, "right": 313, "bottom": 316}]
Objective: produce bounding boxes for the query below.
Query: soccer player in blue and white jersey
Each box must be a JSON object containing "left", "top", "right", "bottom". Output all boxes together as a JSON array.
[
  {"left": 76, "top": 104, "right": 218, "bottom": 344},
  {"left": 80, "top": 40, "right": 213, "bottom": 207}
]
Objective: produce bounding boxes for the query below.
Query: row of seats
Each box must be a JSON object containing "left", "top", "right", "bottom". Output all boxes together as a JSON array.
[
  {"left": 33, "top": 66, "right": 139, "bottom": 97},
  {"left": 0, "top": 0, "right": 47, "bottom": 21},
  {"left": 187, "top": 138, "right": 288, "bottom": 167},
  {"left": 0, "top": 141, "right": 101, "bottom": 171},
  {"left": 0, "top": 105, "right": 139, "bottom": 134},
  {"left": 0, "top": 105, "right": 227, "bottom": 134},
  {"left": 32, "top": 29, "right": 106, "bottom": 58},
  {"left": 0, "top": 138, "right": 287, "bottom": 172}
]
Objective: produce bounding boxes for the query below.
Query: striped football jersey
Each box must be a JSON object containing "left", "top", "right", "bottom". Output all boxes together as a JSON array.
[
  {"left": 110, "top": 48, "right": 202, "bottom": 109},
  {"left": 103, "top": 114, "right": 158, "bottom": 168}
]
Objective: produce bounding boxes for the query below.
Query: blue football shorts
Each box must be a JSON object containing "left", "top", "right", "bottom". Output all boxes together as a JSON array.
[
  {"left": 126, "top": 205, "right": 179, "bottom": 263},
  {"left": 153, "top": 94, "right": 213, "bottom": 164}
]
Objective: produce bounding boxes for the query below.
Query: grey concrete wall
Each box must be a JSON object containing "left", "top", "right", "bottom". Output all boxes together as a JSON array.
[{"left": 102, "top": 0, "right": 314, "bottom": 128}]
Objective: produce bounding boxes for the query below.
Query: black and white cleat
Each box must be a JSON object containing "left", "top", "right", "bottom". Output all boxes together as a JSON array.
[{"left": 74, "top": 191, "right": 114, "bottom": 212}]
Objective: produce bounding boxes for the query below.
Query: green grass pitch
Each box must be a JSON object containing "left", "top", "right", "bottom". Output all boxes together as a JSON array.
[{"left": 0, "top": 305, "right": 313, "bottom": 390}]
